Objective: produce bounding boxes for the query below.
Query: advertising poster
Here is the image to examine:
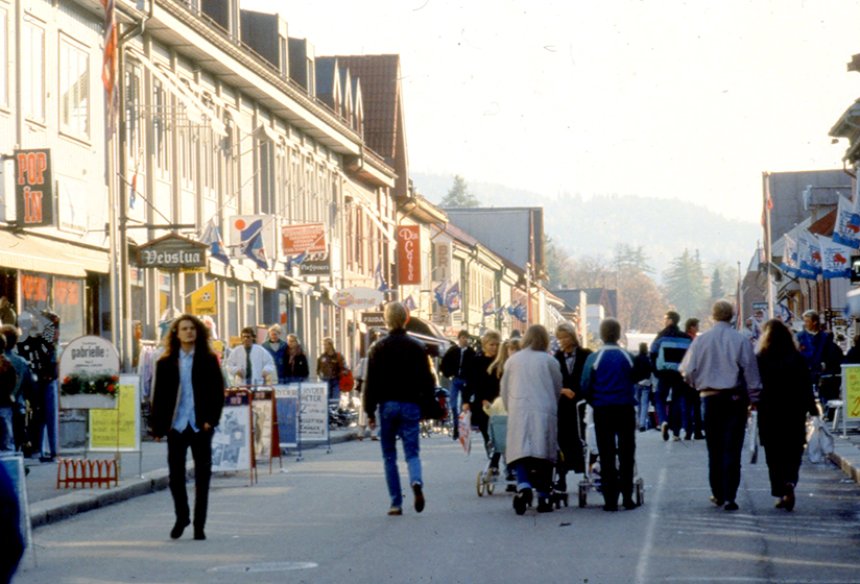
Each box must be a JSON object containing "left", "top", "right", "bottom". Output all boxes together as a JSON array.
[
  {"left": 251, "top": 388, "right": 274, "bottom": 463},
  {"left": 212, "top": 391, "right": 252, "bottom": 473},
  {"left": 89, "top": 375, "right": 141, "bottom": 451},
  {"left": 275, "top": 383, "right": 329, "bottom": 448},
  {"left": 843, "top": 364, "right": 860, "bottom": 421}
]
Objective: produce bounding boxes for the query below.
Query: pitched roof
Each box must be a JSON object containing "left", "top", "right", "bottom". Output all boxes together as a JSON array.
[{"left": 332, "top": 55, "right": 401, "bottom": 162}]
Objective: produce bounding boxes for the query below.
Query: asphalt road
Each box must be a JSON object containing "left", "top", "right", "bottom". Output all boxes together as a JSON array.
[{"left": 13, "top": 427, "right": 860, "bottom": 584}]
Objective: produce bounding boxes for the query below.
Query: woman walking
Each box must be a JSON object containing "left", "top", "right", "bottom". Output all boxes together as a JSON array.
[
  {"left": 466, "top": 330, "right": 502, "bottom": 456},
  {"left": 553, "top": 322, "right": 592, "bottom": 493},
  {"left": 284, "top": 334, "right": 310, "bottom": 383},
  {"left": 501, "top": 325, "right": 563, "bottom": 514},
  {"left": 756, "top": 319, "right": 819, "bottom": 511}
]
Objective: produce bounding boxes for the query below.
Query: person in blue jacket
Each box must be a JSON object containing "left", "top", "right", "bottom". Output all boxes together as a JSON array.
[
  {"left": 581, "top": 318, "right": 649, "bottom": 511},
  {"left": 650, "top": 311, "right": 693, "bottom": 441}
]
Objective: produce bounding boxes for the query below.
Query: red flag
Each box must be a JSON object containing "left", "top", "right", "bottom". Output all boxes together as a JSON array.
[{"left": 101, "top": 0, "right": 118, "bottom": 133}]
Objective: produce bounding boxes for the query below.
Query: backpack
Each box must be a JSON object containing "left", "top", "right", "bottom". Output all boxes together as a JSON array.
[{"left": 655, "top": 337, "right": 692, "bottom": 372}]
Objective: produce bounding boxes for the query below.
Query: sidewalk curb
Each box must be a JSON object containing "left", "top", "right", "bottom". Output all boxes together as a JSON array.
[
  {"left": 829, "top": 440, "right": 860, "bottom": 485},
  {"left": 29, "top": 429, "right": 360, "bottom": 530}
]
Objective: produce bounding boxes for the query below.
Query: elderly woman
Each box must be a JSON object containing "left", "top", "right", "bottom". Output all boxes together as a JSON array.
[
  {"left": 261, "top": 325, "right": 287, "bottom": 383},
  {"left": 501, "top": 324, "right": 563, "bottom": 514}
]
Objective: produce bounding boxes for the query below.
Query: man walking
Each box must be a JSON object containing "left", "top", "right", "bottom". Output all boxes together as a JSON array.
[
  {"left": 150, "top": 314, "right": 225, "bottom": 540},
  {"left": 364, "top": 302, "right": 435, "bottom": 516},
  {"left": 650, "top": 311, "right": 693, "bottom": 441},
  {"left": 440, "top": 330, "right": 475, "bottom": 440},
  {"left": 795, "top": 310, "right": 842, "bottom": 407},
  {"left": 681, "top": 301, "right": 761, "bottom": 511},
  {"left": 226, "top": 326, "right": 276, "bottom": 386}
]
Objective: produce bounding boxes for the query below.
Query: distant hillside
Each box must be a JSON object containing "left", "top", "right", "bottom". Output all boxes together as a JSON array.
[{"left": 411, "top": 172, "right": 760, "bottom": 280}]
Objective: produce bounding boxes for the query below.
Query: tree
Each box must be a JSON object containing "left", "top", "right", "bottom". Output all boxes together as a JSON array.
[
  {"left": 613, "top": 243, "right": 654, "bottom": 274},
  {"left": 710, "top": 267, "right": 724, "bottom": 301},
  {"left": 617, "top": 270, "right": 666, "bottom": 332},
  {"left": 544, "top": 235, "right": 571, "bottom": 287},
  {"left": 439, "top": 175, "right": 479, "bottom": 208},
  {"left": 663, "top": 249, "right": 708, "bottom": 322}
]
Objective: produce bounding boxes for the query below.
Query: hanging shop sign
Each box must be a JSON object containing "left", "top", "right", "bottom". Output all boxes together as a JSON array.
[
  {"left": 137, "top": 233, "right": 208, "bottom": 270},
  {"left": 15, "top": 148, "right": 54, "bottom": 227},
  {"left": 397, "top": 225, "right": 421, "bottom": 285},
  {"left": 361, "top": 312, "right": 385, "bottom": 327},
  {"left": 299, "top": 251, "right": 331, "bottom": 277},
  {"left": 332, "top": 287, "right": 384, "bottom": 309},
  {"left": 282, "top": 222, "right": 327, "bottom": 255}
]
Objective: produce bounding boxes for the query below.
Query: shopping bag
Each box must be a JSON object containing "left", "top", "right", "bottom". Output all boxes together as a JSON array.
[
  {"left": 747, "top": 410, "right": 759, "bottom": 465},
  {"left": 458, "top": 411, "right": 471, "bottom": 455},
  {"left": 806, "top": 416, "right": 834, "bottom": 464}
]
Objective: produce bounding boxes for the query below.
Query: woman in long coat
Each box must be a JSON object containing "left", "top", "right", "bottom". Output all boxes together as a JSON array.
[
  {"left": 553, "top": 322, "right": 592, "bottom": 492},
  {"left": 465, "top": 330, "right": 501, "bottom": 457},
  {"left": 501, "top": 325, "right": 563, "bottom": 514},
  {"left": 756, "top": 319, "right": 819, "bottom": 511}
]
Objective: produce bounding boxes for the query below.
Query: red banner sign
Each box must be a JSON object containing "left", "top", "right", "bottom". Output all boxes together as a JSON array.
[
  {"left": 397, "top": 225, "right": 421, "bottom": 285},
  {"left": 15, "top": 149, "right": 53, "bottom": 227}
]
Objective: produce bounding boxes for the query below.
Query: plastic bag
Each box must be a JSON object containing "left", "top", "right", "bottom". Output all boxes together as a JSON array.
[
  {"left": 747, "top": 410, "right": 759, "bottom": 465},
  {"left": 458, "top": 411, "right": 471, "bottom": 455},
  {"left": 806, "top": 417, "right": 834, "bottom": 464}
]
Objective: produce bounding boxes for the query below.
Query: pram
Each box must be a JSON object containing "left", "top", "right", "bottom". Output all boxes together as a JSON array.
[
  {"left": 476, "top": 413, "right": 515, "bottom": 496},
  {"left": 576, "top": 401, "right": 645, "bottom": 508},
  {"left": 420, "top": 387, "right": 451, "bottom": 438}
]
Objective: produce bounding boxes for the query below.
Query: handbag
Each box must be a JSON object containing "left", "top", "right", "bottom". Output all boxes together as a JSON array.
[
  {"left": 339, "top": 367, "right": 355, "bottom": 392},
  {"left": 806, "top": 416, "right": 834, "bottom": 464}
]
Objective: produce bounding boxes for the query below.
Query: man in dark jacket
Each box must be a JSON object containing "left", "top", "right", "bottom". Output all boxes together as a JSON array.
[
  {"left": 365, "top": 302, "right": 435, "bottom": 516},
  {"left": 150, "top": 314, "right": 225, "bottom": 541},
  {"left": 796, "top": 309, "right": 843, "bottom": 407},
  {"left": 650, "top": 311, "right": 693, "bottom": 441},
  {"left": 439, "top": 330, "right": 475, "bottom": 440}
]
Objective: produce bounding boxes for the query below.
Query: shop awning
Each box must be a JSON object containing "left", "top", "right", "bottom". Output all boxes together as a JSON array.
[{"left": 0, "top": 231, "right": 109, "bottom": 277}]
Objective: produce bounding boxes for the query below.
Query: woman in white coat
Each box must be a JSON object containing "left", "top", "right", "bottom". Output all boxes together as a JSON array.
[{"left": 501, "top": 324, "right": 563, "bottom": 514}]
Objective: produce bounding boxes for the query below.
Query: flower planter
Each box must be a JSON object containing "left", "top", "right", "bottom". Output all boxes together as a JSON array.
[{"left": 60, "top": 394, "right": 117, "bottom": 410}]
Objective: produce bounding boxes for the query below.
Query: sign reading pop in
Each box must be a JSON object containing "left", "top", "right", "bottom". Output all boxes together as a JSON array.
[
  {"left": 15, "top": 148, "right": 53, "bottom": 227},
  {"left": 397, "top": 225, "right": 421, "bottom": 285}
]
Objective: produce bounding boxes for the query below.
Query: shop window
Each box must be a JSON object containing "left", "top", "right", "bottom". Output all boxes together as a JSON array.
[
  {"left": 59, "top": 35, "right": 90, "bottom": 140},
  {"left": 54, "top": 277, "right": 83, "bottom": 342}
]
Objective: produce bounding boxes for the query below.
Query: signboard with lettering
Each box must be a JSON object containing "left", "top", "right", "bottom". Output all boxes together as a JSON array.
[
  {"left": 15, "top": 148, "right": 53, "bottom": 226},
  {"left": 361, "top": 312, "right": 385, "bottom": 327},
  {"left": 397, "top": 225, "right": 421, "bottom": 285},
  {"left": 282, "top": 222, "right": 327, "bottom": 255},
  {"left": 841, "top": 365, "right": 860, "bottom": 422},
  {"left": 137, "top": 233, "right": 208, "bottom": 270},
  {"left": 212, "top": 390, "right": 253, "bottom": 473},
  {"left": 59, "top": 336, "right": 121, "bottom": 409},
  {"left": 299, "top": 251, "right": 331, "bottom": 277},
  {"left": 332, "top": 287, "right": 384, "bottom": 309},
  {"left": 274, "top": 383, "right": 329, "bottom": 448}
]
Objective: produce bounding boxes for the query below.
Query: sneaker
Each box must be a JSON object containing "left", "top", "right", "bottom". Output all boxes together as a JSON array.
[
  {"left": 412, "top": 483, "right": 425, "bottom": 513},
  {"left": 513, "top": 488, "right": 532, "bottom": 515},
  {"left": 387, "top": 506, "right": 403, "bottom": 516},
  {"left": 661, "top": 422, "right": 669, "bottom": 441},
  {"left": 723, "top": 501, "right": 739, "bottom": 511}
]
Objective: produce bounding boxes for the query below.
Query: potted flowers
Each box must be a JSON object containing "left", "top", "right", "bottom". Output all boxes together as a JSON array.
[{"left": 60, "top": 371, "right": 119, "bottom": 409}]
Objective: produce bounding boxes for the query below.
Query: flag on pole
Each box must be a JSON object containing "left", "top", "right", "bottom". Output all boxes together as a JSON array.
[
  {"left": 818, "top": 235, "right": 852, "bottom": 279},
  {"left": 434, "top": 280, "right": 447, "bottom": 306},
  {"left": 403, "top": 295, "right": 416, "bottom": 311},
  {"left": 832, "top": 195, "right": 860, "bottom": 248},
  {"left": 238, "top": 218, "right": 268, "bottom": 270},
  {"left": 189, "top": 281, "right": 217, "bottom": 316},
  {"left": 374, "top": 262, "right": 389, "bottom": 292},
  {"left": 779, "top": 234, "right": 799, "bottom": 277},
  {"left": 512, "top": 302, "right": 527, "bottom": 323},
  {"left": 482, "top": 297, "right": 496, "bottom": 316},
  {"left": 101, "top": 0, "right": 118, "bottom": 135},
  {"left": 200, "top": 219, "right": 230, "bottom": 265},
  {"left": 445, "top": 282, "right": 461, "bottom": 312}
]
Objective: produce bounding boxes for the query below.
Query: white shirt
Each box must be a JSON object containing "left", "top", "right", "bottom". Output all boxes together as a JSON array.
[{"left": 225, "top": 343, "right": 276, "bottom": 385}]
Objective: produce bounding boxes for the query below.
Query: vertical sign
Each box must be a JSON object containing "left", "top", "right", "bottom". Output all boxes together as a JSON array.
[
  {"left": 15, "top": 149, "right": 53, "bottom": 226},
  {"left": 397, "top": 225, "right": 421, "bottom": 285}
]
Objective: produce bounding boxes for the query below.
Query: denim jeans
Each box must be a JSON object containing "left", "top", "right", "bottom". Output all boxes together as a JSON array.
[
  {"left": 0, "top": 407, "right": 14, "bottom": 453},
  {"left": 654, "top": 378, "right": 671, "bottom": 427},
  {"left": 379, "top": 401, "right": 422, "bottom": 508},
  {"left": 449, "top": 377, "right": 466, "bottom": 436},
  {"left": 635, "top": 384, "right": 651, "bottom": 430}
]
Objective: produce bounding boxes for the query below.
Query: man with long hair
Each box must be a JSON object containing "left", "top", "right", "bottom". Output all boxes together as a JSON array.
[{"left": 150, "top": 314, "right": 225, "bottom": 540}]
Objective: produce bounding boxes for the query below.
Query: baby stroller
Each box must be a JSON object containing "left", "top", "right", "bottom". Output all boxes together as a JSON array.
[
  {"left": 476, "top": 412, "right": 514, "bottom": 496},
  {"left": 576, "top": 402, "right": 645, "bottom": 508}
]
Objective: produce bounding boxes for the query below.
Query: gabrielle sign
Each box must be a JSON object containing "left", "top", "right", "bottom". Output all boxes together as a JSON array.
[
  {"left": 397, "top": 225, "right": 421, "bottom": 285},
  {"left": 332, "top": 287, "right": 384, "bottom": 309}
]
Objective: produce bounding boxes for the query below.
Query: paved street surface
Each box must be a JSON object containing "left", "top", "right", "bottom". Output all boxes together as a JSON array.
[{"left": 14, "top": 429, "right": 860, "bottom": 584}]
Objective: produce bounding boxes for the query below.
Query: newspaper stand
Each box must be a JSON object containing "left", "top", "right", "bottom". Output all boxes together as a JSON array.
[
  {"left": 275, "top": 382, "right": 331, "bottom": 461},
  {"left": 213, "top": 388, "right": 254, "bottom": 485},
  {"left": 247, "top": 386, "right": 282, "bottom": 474}
]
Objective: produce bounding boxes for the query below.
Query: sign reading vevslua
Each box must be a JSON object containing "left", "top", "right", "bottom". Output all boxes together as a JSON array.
[{"left": 137, "top": 233, "right": 209, "bottom": 270}]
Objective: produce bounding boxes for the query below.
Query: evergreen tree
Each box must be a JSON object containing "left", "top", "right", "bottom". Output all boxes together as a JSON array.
[
  {"left": 663, "top": 248, "right": 708, "bottom": 322},
  {"left": 614, "top": 243, "right": 654, "bottom": 274},
  {"left": 439, "top": 175, "right": 480, "bottom": 208},
  {"left": 710, "top": 267, "right": 724, "bottom": 301}
]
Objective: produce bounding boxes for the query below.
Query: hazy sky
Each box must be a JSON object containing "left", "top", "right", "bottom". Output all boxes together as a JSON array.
[{"left": 240, "top": 0, "right": 860, "bottom": 223}]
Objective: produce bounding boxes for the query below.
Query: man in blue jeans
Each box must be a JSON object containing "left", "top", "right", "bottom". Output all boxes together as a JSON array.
[{"left": 365, "top": 301, "right": 435, "bottom": 516}]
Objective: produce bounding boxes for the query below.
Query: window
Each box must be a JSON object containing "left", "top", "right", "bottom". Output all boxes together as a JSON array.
[
  {"left": 259, "top": 140, "right": 274, "bottom": 214},
  {"left": 227, "top": 283, "right": 238, "bottom": 337},
  {"left": 54, "top": 277, "right": 83, "bottom": 341},
  {"left": 153, "top": 79, "right": 169, "bottom": 172},
  {"left": 245, "top": 287, "right": 257, "bottom": 328},
  {"left": 22, "top": 19, "right": 45, "bottom": 122},
  {"left": 59, "top": 36, "right": 90, "bottom": 139},
  {"left": 0, "top": 6, "right": 8, "bottom": 108}
]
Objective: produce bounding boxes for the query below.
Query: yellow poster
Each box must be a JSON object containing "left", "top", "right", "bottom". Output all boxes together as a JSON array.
[
  {"left": 89, "top": 377, "right": 140, "bottom": 451},
  {"left": 842, "top": 365, "right": 860, "bottom": 420},
  {"left": 190, "top": 281, "right": 217, "bottom": 316}
]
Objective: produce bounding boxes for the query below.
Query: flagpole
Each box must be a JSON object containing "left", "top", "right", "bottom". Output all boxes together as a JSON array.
[{"left": 762, "top": 171, "right": 774, "bottom": 319}]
